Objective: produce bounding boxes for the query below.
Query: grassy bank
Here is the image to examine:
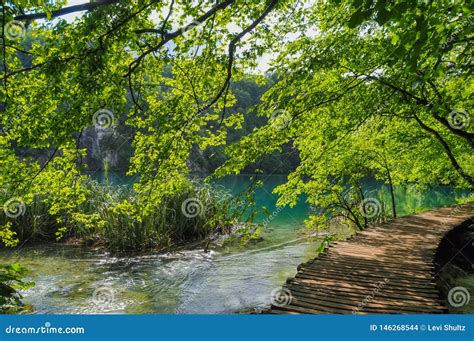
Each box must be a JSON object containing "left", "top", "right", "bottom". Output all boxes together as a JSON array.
[{"left": 1, "top": 178, "right": 249, "bottom": 252}]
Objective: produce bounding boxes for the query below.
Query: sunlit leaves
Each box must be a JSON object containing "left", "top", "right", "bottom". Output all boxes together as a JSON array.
[
  {"left": 215, "top": 0, "right": 473, "bottom": 230},
  {"left": 0, "top": 0, "right": 472, "bottom": 237}
]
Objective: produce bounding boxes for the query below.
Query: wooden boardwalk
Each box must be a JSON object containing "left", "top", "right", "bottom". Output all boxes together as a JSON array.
[{"left": 267, "top": 203, "right": 474, "bottom": 314}]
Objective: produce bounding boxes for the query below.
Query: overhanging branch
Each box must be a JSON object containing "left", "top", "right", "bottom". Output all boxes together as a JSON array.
[
  {"left": 413, "top": 111, "right": 474, "bottom": 187},
  {"left": 14, "top": 0, "right": 121, "bottom": 21},
  {"left": 125, "top": 0, "right": 237, "bottom": 77}
]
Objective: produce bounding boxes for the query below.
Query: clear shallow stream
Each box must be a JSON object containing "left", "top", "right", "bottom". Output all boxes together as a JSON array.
[{"left": 0, "top": 175, "right": 467, "bottom": 314}]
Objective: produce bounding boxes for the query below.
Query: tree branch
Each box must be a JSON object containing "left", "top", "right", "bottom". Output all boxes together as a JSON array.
[
  {"left": 366, "top": 74, "right": 474, "bottom": 148},
  {"left": 14, "top": 0, "right": 121, "bottom": 21},
  {"left": 125, "top": 0, "right": 237, "bottom": 77},
  {"left": 208, "top": 0, "right": 279, "bottom": 112},
  {"left": 425, "top": 79, "right": 474, "bottom": 148},
  {"left": 412, "top": 112, "right": 474, "bottom": 187}
]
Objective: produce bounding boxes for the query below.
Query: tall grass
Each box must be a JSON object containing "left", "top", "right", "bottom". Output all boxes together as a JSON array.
[
  {"left": 1, "top": 178, "right": 246, "bottom": 252},
  {"left": 98, "top": 181, "right": 240, "bottom": 251}
]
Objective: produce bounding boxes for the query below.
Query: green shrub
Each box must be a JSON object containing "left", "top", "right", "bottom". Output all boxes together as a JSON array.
[{"left": 0, "top": 264, "right": 34, "bottom": 314}]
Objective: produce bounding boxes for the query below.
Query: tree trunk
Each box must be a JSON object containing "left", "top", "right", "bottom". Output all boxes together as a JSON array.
[{"left": 386, "top": 166, "right": 397, "bottom": 218}]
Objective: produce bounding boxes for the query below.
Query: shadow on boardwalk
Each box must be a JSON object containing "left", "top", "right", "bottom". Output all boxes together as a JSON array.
[{"left": 266, "top": 203, "right": 474, "bottom": 314}]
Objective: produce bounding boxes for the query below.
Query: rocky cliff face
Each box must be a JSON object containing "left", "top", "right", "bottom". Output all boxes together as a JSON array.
[{"left": 79, "top": 126, "right": 133, "bottom": 172}]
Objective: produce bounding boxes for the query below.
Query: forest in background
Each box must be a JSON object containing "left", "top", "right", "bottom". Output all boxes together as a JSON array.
[{"left": 75, "top": 76, "right": 300, "bottom": 175}]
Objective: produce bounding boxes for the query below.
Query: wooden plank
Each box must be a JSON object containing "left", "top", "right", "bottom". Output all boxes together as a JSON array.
[
  {"left": 301, "top": 261, "right": 434, "bottom": 280},
  {"left": 284, "top": 284, "right": 443, "bottom": 306},
  {"left": 291, "top": 276, "right": 439, "bottom": 294},
  {"left": 290, "top": 289, "right": 444, "bottom": 312},
  {"left": 295, "top": 271, "right": 436, "bottom": 290},
  {"left": 290, "top": 296, "right": 442, "bottom": 314},
  {"left": 314, "top": 255, "right": 435, "bottom": 270},
  {"left": 299, "top": 267, "right": 434, "bottom": 284},
  {"left": 265, "top": 203, "right": 474, "bottom": 315}
]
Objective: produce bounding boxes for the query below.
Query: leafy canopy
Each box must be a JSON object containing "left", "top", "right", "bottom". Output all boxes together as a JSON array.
[{"left": 0, "top": 0, "right": 472, "bottom": 241}]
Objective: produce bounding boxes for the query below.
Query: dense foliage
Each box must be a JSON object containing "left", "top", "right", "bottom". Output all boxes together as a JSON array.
[
  {"left": 0, "top": 263, "right": 34, "bottom": 313},
  {"left": 2, "top": 0, "right": 286, "bottom": 248},
  {"left": 0, "top": 0, "right": 472, "bottom": 270},
  {"left": 216, "top": 0, "right": 473, "bottom": 227}
]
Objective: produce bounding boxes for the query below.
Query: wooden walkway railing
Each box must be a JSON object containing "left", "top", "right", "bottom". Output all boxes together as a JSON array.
[{"left": 267, "top": 203, "right": 474, "bottom": 314}]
